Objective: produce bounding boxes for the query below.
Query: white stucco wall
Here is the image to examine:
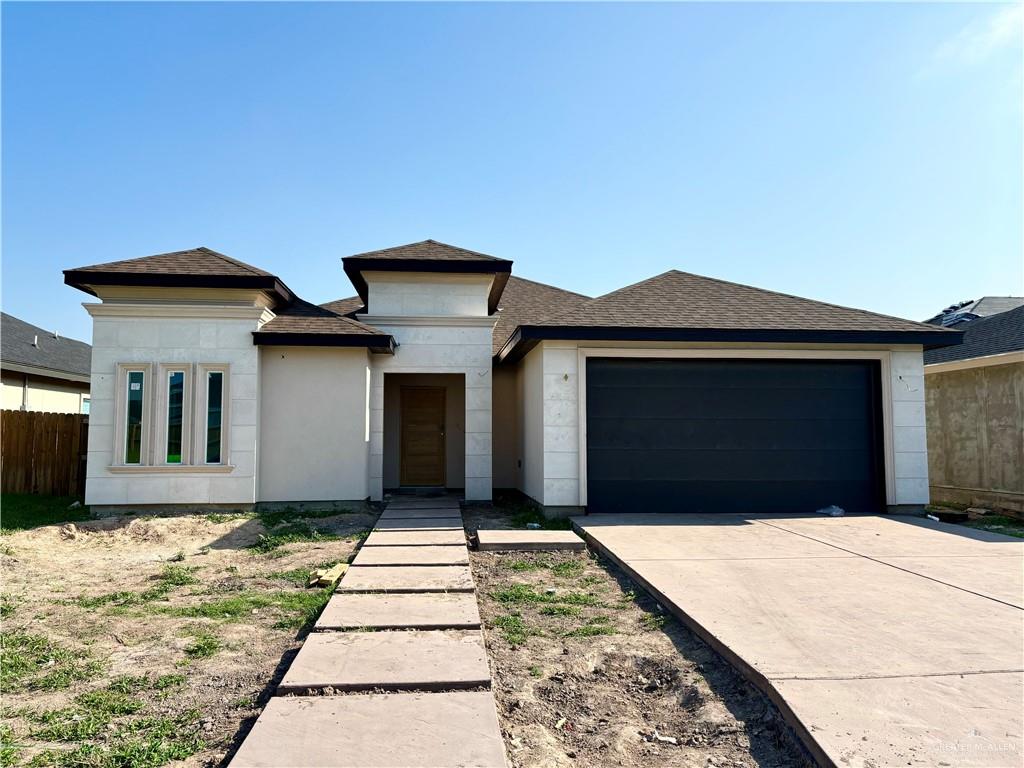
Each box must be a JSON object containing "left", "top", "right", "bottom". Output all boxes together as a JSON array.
[
  {"left": 360, "top": 271, "right": 495, "bottom": 501},
  {"left": 258, "top": 346, "right": 371, "bottom": 502},
  {"left": 83, "top": 304, "right": 265, "bottom": 507},
  {"left": 1, "top": 374, "right": 88, "bottom": 414},
  {"left": 525, "top": 341, "right": 930, "bottom": 509},
  {"left": 363, "top": 272, "right": 492, "bottom": 317},
  {"left": 519, "top": 345, "right": 545, "bottom": 504}
]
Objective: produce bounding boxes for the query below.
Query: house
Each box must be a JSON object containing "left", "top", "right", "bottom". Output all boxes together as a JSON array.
[
  {"left": 923, "top": 303, "right": 1024, "bottom": 513},
  {"left": 63, "top": 241, "right": 960, "bottom": 515},
  {"left": 1, "top": 312, "right": 91, "bottom": 414},
  {"left": 924, "top": 296, "right": 1024, "bottom": 327}
]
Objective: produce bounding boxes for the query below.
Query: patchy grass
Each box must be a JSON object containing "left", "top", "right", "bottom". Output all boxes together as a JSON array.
[
  {"left": 268, "top": 561, "right": 337, "bottom": 585},
  {"left": 248, "top": 520, "right": 368, "bottom": 556},
  {"left": 183, "top": 630, "right": 222, "bottom": 660},
  {"left": 507, "top": 504, "right": 573, "bottom": 531},
  {"left": 74, "top": 565, "right": 199, "bottom": 609},
  {"left": 539, "top": 604, "right": 581, "bottom": 617},
  {"left": 641, "top": 612, "right": 667, "bottom": 631},
  {"left": 958, "top": 514, "right": 1024, "bottom": 539},
  {"left": 0, "top": 632, "right": 103, "bottom": 692},
  {"left": 493, "top": 613, "right": 539, "bottom": 646},
  {"left": 490, "top": 583, "right": 601, "bottom": 607},
  {"left": 0, "top": 495, "right": 89, "bottom": 534},
  {"left": 563, "top": 615, "right": 617, "bottom": 638},
  {"left": 165, "top": 586, "right": 333, "bottom": 632},
  {"left": 256, "top": 504, "right": 352, "bottom": 529},
  {"left": 1, "top": 723, "right": 20, "bottom": 767}
]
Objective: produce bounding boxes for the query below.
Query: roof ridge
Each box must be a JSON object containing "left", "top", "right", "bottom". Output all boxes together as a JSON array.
[
  {"left": 194, "top": 247, "right": 269, "bottom": 277},
  {"left": 506, "top": 274, "right": 591, "bottom": 300},
  {"left": 344, "top": 239, "right": 509, "bottom": 262}
]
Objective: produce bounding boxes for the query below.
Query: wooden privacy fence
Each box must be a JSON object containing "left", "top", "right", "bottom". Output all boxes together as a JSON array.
[{"left": 1, "top": 410, "right": 89, "bottom": 497}]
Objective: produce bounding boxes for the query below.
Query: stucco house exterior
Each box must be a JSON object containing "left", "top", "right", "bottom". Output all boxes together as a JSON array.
[
  {"left": 924, "top": 303, "right": 1023, "bottom": 513},
  {"left": 1, "top": 312, "right": 91, "bottom": 414},
  {"left": 64, "top": 241, "right": 960, "bottom": 515}
]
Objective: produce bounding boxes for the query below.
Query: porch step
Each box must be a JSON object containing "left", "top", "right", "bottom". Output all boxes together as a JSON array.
[
  {"left": 315, "top": 592, "right": 482, "bottom": 631},
  {"left": 278, "top": 630, "right": 490, "bottom": 693}
]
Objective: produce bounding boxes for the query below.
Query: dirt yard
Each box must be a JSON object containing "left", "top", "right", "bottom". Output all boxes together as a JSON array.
[
  {"left": 464, "top": 503, "right": 812, "bottom": 768},
  {"left": 0, "top": 502, "right": 377, "bottom": 768}
]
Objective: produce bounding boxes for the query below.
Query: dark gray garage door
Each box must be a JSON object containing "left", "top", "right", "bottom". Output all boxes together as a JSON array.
[{"left": 585, "top": 358, "right": 885, "bottom": 514}]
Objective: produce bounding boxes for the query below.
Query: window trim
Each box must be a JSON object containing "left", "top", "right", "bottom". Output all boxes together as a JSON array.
[
  {"left": 114, "top": 363, "right": 154, "bottom": 466},
  {"left": 196, "top": 364, "right": 230, "bottom": 466},
  {"left": 155, "top": 364, "right": 193, "bottom": 466}
]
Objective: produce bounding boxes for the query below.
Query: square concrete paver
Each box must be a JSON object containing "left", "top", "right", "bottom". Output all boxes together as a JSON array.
[
  {"left": 363, "top": 528, "right": 466, "bottom": 547},
  {"left": 338, "top": 565, "right": 475, "bottom": 593},
  {"left": 352, "top": 545, "right": 469, "bottom": 567},
  {"left": 228, "top": 691, "right": 507, "bottom": 767},
  {"left": 373, "top": 517, "right": 464, "bottom": 530},
  {"left": 379, "top": 507, "right": 465, "bottom": 520},
  {"left": 477, "top": 529, "right": 586, "bottom": 551},
  {"left": 315, "top": 593, "right": 482, "bottom": 630},
  {"left": 279, "top": 630, "right": 490, "bottom": 692}
]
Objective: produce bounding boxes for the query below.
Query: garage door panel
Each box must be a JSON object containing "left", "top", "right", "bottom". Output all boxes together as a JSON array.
[
  {"left": 587, "top": 385, "right": 872, "bottom": 421},
  {"left": 585, "top": 358, "right": 884, "bottom": 514},
  {"left": 588, "top": 417, "right": 875, "bottom": 452}
]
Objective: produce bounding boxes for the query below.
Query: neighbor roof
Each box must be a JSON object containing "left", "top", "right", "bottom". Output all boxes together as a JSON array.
[
  {"left": 64, "top": 247, "right": 294, "bottom": 306},
  {"left": 497, "top": 270, "right": 961, "bottom": 362},
  {"left": 1, "top": 313, "right": 91, "bottom": 382},
  {"left": 341, "top": 240, "right": 512, "bottom": 314},
  {"left": 924, "top": 305, "right": 1024, "bottom": 365},
  {"left": 253, "top": 299, "right": 395, "bottom": 353},
  {"left": 925, "top": 296, "right": 1024, "bottom": 326}
]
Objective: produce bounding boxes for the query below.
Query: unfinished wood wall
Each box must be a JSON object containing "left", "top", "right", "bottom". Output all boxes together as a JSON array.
[{"left": 1, "top": 410, "right": 88, "bottom": 497}]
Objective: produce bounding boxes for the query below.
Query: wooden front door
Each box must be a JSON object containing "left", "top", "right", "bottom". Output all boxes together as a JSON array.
[{"left": 400, "top": 386, "right": 446, "bottom": 486}]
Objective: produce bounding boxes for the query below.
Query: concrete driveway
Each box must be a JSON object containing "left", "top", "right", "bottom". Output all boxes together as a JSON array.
[{"left": 574, "top": 513, "right": 1023, "bottom": 768}]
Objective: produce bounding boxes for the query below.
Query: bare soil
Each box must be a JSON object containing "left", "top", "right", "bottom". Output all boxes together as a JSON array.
[
  {"left": 464, "top": 506, "right": 812, "bottom": 768},
  {"left": 1, "top": 506, "right": 377, "bottom": 767}
]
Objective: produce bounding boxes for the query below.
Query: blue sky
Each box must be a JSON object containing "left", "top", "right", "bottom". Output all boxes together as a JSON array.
[{"left": 3, "top": 1, "right": 1021, "bottom": 343}]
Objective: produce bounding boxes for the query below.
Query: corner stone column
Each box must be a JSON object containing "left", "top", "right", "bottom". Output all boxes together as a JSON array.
[{"left": 463, "top": 366, "right": 492, "bottom": 501}]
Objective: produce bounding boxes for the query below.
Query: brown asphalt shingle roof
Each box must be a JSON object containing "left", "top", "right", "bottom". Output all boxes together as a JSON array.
[
  {"left": 66, "top": 247, "right": 274, "bottom": 277},
  {"left": 318, "top": 296, "right": 365, "bottom": 317},
  {"left": 346, "top": 239, "right": 510, "bottom": 263},
  {"left": 531, "top": 270, "right": 953, "bottom": 335},
  {"left": 258, "top": 299, "right": 386, "bottom": 338},
  {"left": 492, "top": 276, "right": 591, "bottom": 355}
]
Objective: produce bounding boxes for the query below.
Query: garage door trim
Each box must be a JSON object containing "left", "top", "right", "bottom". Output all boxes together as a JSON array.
[{"left": 576, "top": 348, "right": 896, "bottom": 508}]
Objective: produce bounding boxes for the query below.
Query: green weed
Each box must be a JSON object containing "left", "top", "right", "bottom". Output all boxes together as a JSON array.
[
  {"left": 563, "top": 616, "right": 617, "bottom": 638},
  {"left": 539, "top": 604, "right": 581, "bottom": 617},
  {"left": 490, "top": 583, "right": 600, "bottom": 607},
  {"left": 0, "top": 632, "right": 103, "bottom": 692},
  {"left": 493, "top": 613, "right": 539, "bottom": 646}
]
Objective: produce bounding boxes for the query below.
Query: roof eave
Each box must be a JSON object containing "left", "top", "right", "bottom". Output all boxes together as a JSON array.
[
  {"left": 341, "top": 257, "right": 513, "bottom": 314},
  {"left": 496, "top": 326, "right": 965, "bottom": 364},
  {"left": 251, "top": 331, "right": 396, "bottom": 354},
  {"left": 63, "top": 270, "right": 295, "bottom": 308},
  {"left": 0, "top": 360, "right": 91, "bottom": 384}
]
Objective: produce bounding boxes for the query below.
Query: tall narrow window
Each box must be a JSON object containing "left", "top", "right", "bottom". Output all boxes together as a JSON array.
[
  {"left": 205, "top": 371, "right": 223, "bottom": 463},
  {"left": 166, "top": 370, "right": 185, "bottom": 463},
  {"left": 125, "top": 370, "right": 145, "bottom": 464}
]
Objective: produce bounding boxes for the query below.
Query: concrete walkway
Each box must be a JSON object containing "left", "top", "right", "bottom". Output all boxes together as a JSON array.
[
  {"left": 575, "top": 513, "right": 1023, "bottom": 768},
  {"left": 230, "top": 497, "right": 508, "bottom": 768}
]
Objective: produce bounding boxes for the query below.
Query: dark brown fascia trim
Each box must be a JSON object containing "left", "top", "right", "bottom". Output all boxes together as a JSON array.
[
  {"left": 495, "top": 325, "right": 964, "bottom": 364},
  {"left": 251, "top": 331, "right": 396, "bottom": 354},
  {"left": 63, "top": 270, "right": 295, "bottom": 308},
  {"left": 341, "top": 257, "right": 513, "bottom": 314}
]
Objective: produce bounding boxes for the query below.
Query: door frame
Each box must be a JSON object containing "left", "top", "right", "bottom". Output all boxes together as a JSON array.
[
  {"left": 399, "top": 385, "right": 447, "bottom": 487},
  {"left": 576, "top": 347, "right": 895, "bottom": 508}
]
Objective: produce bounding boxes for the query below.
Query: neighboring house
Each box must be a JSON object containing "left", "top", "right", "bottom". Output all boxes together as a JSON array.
[
  {"left": 924, "top": 296, "right": 1024, "bottom": 327},
  {"left": 1, "top": 312, "right": 91, "bottom": 414},
  {"left": 63, "top": 241, "right": 959, "bottom": 515},
  {"left": 924, "top": 304, "right": 1024, "bottom": 513}
]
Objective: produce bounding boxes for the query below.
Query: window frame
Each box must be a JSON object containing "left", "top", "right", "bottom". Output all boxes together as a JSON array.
[
  {"left": 114, "top": 363, "right": 154, "bottom": 466},
  {"left": 155, "top": 364, "right": 193, "bottom": 466},
  {"left": 196, "top": 364, "right": 230, "bottom": 466}
]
